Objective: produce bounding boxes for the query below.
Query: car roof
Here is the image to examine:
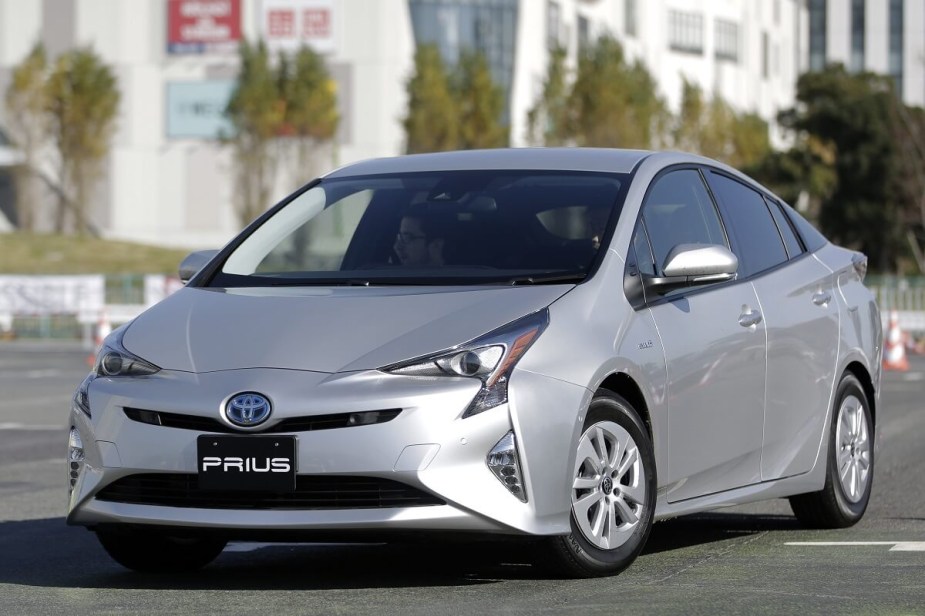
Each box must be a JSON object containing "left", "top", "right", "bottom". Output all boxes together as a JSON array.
[{"left": 324, "top": 148, "right": 655, "bottom": 178}]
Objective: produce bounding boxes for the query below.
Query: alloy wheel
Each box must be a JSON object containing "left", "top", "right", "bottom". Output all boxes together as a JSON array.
[
  {"left": 835, "top": 394, "right": 871, "bottom": 503},
  {"left": 571, "top": 420, "right": 647, "bottom": 550}
]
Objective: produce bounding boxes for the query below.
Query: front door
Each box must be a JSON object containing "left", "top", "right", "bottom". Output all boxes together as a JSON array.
[{"left": 632, "top": 168, "right": 766, "bottom": 503}]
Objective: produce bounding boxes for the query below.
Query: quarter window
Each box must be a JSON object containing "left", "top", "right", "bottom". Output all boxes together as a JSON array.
[
  {"left": 641, "top": 169, "right": 726, "bottom": 274},
  {"left": 765, "top": 197, "right": 804, "bottom": 258},
  {"left": 631, "top": 222, "right": 656, "bottom": 277},
  {"left": 708, "top": 173, "right": 787, "bottom": 277}
]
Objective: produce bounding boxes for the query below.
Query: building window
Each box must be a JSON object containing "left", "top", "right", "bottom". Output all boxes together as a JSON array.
[
  {"left": 547, "top": 1, "right": 561, "bottom": 49},
  {"left": 714, "top": 19, "right": 739, "bottom": 63},
  {"left": 762, "top": 31, "right": 769, "bottom": 79},
  {"left": 577, "top": 15, "right": 590, "bottom": 51},
  {"left": 773, "top": 0, "right": 781, "bottom": 25},
  {"left": 668, "top": 10, "right": 703, "bottom": 55},
  {"left": 625, "top": 0, "right": 637, "bottom": 38},
  {"left": 809, "top": 0, "right": 826, "bottom": 71},
  {"left": 889, "top": 0, "right": 903, "bottom": 95},
  {"left": 850, "top": 0, "right": 865, "bottom": 72}
]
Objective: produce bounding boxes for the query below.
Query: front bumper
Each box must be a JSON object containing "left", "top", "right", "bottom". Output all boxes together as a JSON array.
[{"left": 67, "top": 367, "right": 588, "bottom": 536}]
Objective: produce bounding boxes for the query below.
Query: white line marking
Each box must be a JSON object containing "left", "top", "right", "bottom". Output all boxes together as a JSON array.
[
  {"left": 786, "top": 541, "right": 925, "bottom": 552},
  {"left": 890, "top": 542, "right": 925, "bottom": 551},
  {"left": 0, "top": 423, "right": 64, "bottom": 431},
  {"left": 0, "top": 369, "right": 67, "bottom": 380}
]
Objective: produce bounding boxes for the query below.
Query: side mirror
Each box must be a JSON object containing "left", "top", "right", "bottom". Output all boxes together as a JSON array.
[
  {"left": 179, "top": 250, "right": 219, "bottom": 284},
  {"left": 646, "top": 244, "right": 738, "bottom": 294}
]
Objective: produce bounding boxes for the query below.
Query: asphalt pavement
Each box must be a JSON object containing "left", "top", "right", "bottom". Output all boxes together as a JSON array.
[{"left": 1, "top": 341, "right": 923, "bottom": 615}]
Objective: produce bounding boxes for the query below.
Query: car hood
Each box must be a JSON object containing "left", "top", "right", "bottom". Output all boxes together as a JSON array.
[{"left": 123, "top": 285, "right": 572, "bottom": 373}]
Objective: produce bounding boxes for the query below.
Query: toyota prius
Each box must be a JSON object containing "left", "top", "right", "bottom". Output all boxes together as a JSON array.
[{"left": 67, "top": 149, "right": 881, "bottom": 577}]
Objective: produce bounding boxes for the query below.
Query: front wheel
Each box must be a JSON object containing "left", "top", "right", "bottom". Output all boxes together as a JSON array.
[
  {"left": 544, "top": 390, "right": 657, "bottom": 578},
  {"left": 96, "top": 526, "right": 227, "bottom": 573},
  {"left": 789, "top": 373, "right": 873, "bottom": 528}
]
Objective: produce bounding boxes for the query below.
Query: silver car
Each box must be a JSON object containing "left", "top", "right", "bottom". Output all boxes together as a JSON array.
[{"left": 67, "top": 149, "right": 881, "bottom": 577}]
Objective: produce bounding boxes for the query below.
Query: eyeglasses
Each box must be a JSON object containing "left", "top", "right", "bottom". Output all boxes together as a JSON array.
[{"left": 396, "top": 232, "right": 427, "bottom": 244}]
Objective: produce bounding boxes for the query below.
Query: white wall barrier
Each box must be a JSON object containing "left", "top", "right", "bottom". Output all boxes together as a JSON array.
[{"left": 0, "top": 275, "right": 105, "bottom": 334}]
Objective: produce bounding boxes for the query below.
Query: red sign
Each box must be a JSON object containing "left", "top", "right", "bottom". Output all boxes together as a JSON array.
[
  {"left": 301, "top": 9, "right": 330, "bottom": 38},
  {"left": 167, "top": 0, "right": 241, "bottom": 54},
  {"left": 263, "top": 0, "right": 335, "bottom": 54}
]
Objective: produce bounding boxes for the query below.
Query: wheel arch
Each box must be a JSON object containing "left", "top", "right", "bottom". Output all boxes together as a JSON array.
[
  {"left": 843, "top": 361, "right": 877, "bottom": 429},
  {"left": 598, "top": 372, "right": 652, "bottom": 442}
]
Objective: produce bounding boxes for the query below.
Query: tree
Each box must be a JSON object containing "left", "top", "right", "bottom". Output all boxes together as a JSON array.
[
  {"left": 526, "top": 45, "right": 570, "bottom": 146},
  {"left": 672, "top": 78, "right": 769, "bottom": 168},
  {"left": 403, "top": 45, "right": 459, "bottom": 154},
  {"left": 672, "top": 78, "right": 707, "bottom": 154},
  {"left": 45, "top": 47, "right": 120, "bottom": 235},
  {"left": 4, "top": 42, "right": 48, "bottom": 232},
  {"left": 225, "top": 40, "right": 285, "bottom": 226},
  {"left": 453, "top": 50, "right": 507, "bottom": 149},
  {"left": 773, "top": 65, "right": 903, "bottom": 271},
  {"left": 567, "top": 36, "right": 668, "bottom": 148},
  {"left": 889, "top": 99, "right": 925, "bottom": 271},
  {"left": 730, "top": 111, "right": 771, "bottom": 170},
  {"left": 279, "top": 45, "right": 339, "bottom": 186}
]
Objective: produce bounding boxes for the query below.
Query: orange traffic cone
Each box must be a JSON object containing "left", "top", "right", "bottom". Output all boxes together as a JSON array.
[
  {"left": 86, "top": 308, "right": 112, "bottom": 367},
  {"left": 883, "top": 310, "right": 909, "bottom": 371}
]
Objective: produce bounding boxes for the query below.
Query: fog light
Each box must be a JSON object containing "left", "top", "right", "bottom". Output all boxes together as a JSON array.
[
  {"left": 487, "top": 431, "right": 527, "bottom": 502},
  {"left": 68, "top": 427, "right": 84, "bottom": 491}
]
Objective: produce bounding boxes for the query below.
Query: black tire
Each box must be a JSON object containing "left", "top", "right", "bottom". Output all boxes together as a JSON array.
[
  {"left": 544, "top": 389, "right": 657, "bottom": 578},
  {"left": 789, "top": 373, "right": 873, "bottom": 529},
  {"left": 96, "top": 526, "right": 227, "bottom": 573}
]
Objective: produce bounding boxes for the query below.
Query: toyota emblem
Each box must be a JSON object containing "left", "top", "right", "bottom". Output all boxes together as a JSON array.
[{"left": 225, "top": 392, "right": 272, "bottom": 427}]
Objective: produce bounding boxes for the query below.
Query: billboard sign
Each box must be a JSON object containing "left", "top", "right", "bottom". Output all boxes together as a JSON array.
[
  {"left": 168, "top": 0, "right": 242, "bottom": 54},
  {"left": 261, "top": 0, "right": 335, "bottom": 54},
  {"left": 166, "top": 81, "right": 235, "bottom": 139}
]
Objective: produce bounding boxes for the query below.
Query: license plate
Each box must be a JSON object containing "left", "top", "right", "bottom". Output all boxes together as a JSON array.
[{"left": 197, "top": 435, "right": 296, "bottom": 491}]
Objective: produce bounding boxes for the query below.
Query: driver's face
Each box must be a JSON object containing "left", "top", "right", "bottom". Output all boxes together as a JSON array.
[{"left": 394, "top": 217, "right": 430, "bottom": 266}]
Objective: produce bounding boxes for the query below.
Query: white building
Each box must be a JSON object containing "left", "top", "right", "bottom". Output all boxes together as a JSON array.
[{"left": 0, "top": 0, "right": 811, "bottom": 248}]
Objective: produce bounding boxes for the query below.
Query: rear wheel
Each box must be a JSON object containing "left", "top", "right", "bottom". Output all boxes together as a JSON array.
[
  {"left": 545, "top": 390, "right": 656, "bottom": 578},
  {"left": 789, "top": 373, "right": 873, "bottom": 528},
  {"left": 96, "top": 526, "right": 227, "bottom": 573}
]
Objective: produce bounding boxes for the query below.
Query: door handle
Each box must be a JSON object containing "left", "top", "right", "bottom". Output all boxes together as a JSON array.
[
  {"left": 812, "top": 291, "right": 832, "bottom": 306},
  {"left": 738, "top": 308, "right": 763, "bottom": 328}
]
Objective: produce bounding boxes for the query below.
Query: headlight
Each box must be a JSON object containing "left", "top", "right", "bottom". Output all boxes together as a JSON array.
[
  {"left": 383, "top": 310, "right": 548, "bottom": 417},
  {"left": 93, "top": 324, "right": 160, "bottom": 377},
  {"left": 73, "top": 373, "right": 94, "bottom": 418}
]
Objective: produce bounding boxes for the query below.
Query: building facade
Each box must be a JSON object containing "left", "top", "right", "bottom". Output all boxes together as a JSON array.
[
  {"left": 1, "top": 0, "right": 904, "bottom": 249},
  {"left": 808, "top": 0, "right": 925, "bottom": 106},
  {"left": 0, "top": 0, "right": 414, "bottom": 247}
]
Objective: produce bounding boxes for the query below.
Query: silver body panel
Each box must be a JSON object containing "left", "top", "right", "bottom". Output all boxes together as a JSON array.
[{"left": 67, "top": 149, "right": 882, "bottom": 536}]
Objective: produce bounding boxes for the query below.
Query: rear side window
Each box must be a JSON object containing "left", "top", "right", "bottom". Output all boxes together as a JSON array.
[
  {"left": 641, "top": 169, "right": 727, "bottom": 274},
  {"left": 708, "top": 172, "right": 787, "bottom": 277},
  {"left": 765, "top": 197, "right": 804, "bottom": 258}
]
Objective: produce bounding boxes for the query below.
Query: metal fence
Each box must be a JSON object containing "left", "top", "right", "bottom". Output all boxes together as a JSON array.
[
  {"left": 4, "top": 274, "right": 925, "bottom": 340},
  {"left": 1, "top": 274, "right": 174, "bottom": 341},
  {"left": 869, "top": 276, "right": 925, "bottom": 312}
]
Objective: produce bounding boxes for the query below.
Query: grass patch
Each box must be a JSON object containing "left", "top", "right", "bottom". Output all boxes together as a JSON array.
[{"left": 0, "top": 233, "right": 192, "bottom": 275}]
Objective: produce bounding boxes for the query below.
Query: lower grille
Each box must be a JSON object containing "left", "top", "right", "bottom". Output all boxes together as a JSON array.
[
  {"left": 95, "top": 474, "right": 445, "bottom": 510},
  {"left": 123, "top": 408, "right": 401, "bottom": 434}
]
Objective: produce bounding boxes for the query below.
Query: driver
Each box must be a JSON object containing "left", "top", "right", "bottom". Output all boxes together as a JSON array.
[{"left": 393, "top": 206, "right": 447, "bottom": 267}]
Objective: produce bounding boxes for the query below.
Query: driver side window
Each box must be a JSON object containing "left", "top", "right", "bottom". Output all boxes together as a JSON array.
[{"left": 640, "top": 169, "right": 727, "bottom": 275}]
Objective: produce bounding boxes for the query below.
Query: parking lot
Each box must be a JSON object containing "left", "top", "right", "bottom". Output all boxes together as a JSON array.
[{"left": 1, "top": 341, "right": 923, "bottom": 615}]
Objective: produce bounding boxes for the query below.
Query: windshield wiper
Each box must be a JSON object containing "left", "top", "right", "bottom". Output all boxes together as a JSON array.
[{"left": 508, "top": 274, "right": 586, "bottom": 286}]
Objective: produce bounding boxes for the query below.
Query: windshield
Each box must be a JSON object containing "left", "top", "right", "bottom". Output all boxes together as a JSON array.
[{"left": 209, "top": 170, "right": 627, "bottom": 287}]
